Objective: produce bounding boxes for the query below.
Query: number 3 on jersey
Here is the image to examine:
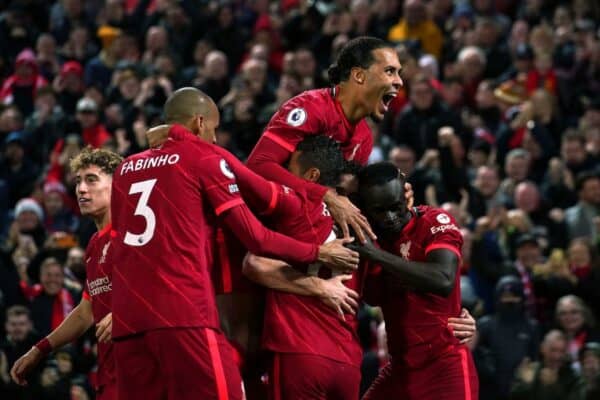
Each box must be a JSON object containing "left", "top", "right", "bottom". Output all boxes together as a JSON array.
[{"left": 124, "top": 179, "right": 157, "bottom": 247}]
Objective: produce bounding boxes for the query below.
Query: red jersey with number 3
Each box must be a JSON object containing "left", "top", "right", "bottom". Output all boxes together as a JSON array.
[
  {"left": 375, "top": 206, "right": 464, "bottom": 368},
  {"left": 255, "top": 88, "right": 373, "bottom": 165},
  {"left": 261, "top": 186, "right": 367, "bottom": 368},
  {"left": 83, "top": 223, "right": 115, "bottom": 389},
  {"left": 110, "top": 125, "right": 245, "bottom": 338}
]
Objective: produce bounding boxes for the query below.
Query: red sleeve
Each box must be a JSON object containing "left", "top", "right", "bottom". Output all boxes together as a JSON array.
[
  {"left": 423, "top": 211, "right": 463, "bottom": 261},
  {"left": 246, "top": 96, "right": 329, "bottom": 199},
  {"left": 221, "top": 204, "right": 319, "bottom": 265},
  {"left": 198, "top": 154, "right": 245, "bottom": 216},
  {"left": 83, "top": 289, "right": 91, "bottom": 301}
]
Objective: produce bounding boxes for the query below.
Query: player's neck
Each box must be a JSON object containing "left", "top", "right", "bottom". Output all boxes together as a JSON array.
[
  {"left": 336, "top": 85, "right": 366, "bottom": 125},
  {"left": 94, "top": 211, "right": 111, "bottom": 232}
]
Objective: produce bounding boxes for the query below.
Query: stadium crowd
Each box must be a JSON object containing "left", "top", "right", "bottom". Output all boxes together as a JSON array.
[{"left": 0, "top": 0, "right": 599, "bottom": 399}]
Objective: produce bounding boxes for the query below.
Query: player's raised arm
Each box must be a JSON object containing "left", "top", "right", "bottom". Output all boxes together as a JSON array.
[{"left": 10, "top": 298, "right": 94, "bottom": 385}]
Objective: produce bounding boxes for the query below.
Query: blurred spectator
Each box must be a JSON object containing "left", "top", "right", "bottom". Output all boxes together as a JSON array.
[
  {"left": 0, "top": 132, "right": 39, "bottom": 207},
  {"left": 457, "top": 46, "right": 487, "bottom": 107},
  {"left": 475, "top": 17, "right": 511, "bottom": 79},
  {"left": 387, "top": 0, "right": 443, "bottom": 60},
  {"left": 555, "top": 295, "right": 600, "bottom": 371},
  {"left": 0, "top": 48, "right": 48, "bottom": 116},
  {"left": 510, "top": 330, "right": 583, "bottom": 400},
  {"left": 42, "top": 182, "right": 78, "bottom": 234},
  {"left": 499, "top": 149, "right": 532, "bottom": 200},
  {"left": 53, "top": 61, "right": 85, "bottom": 115},
  {"left": 35, "top": 34, "right": 60, "bottom": 82},
  {"left": 469, "top": 165, "right": 504, "bottom": 220},
  {"left": 476, "top": 275, "right": 541, "bottom": 400},
  {"left": 580, "top": 342, "right": 600, "bottom": 399},
  {"left": 565, "top": 171, "right": 600, "bottom": 241},
  {"left": 75, "top": 97, "right": 111, "bottom": 149},
  {"left": 568, "top": 238, "right": 600, "bottom": 322},
  {"left": 392, "top": 74, "right": 463, "bottom": 158},
  {"left": 562, "top": 129, "right": 598, "bottom": 177},
  {"left": 84, "top": 25, "right": 124, "bottom": 88},
  {"left": 198, "top": 50, "right": 230, "bottom": 104},
  {"left": 20, "top": 257, "right": 79, "bottom": 337}
]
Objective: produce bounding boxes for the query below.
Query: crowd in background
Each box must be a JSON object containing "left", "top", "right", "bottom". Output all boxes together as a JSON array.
[{"left": 0, "top": 0, "right": 599, "bottom": 399}]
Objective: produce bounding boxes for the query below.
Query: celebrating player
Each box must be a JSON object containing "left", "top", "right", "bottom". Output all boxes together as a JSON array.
[
  {"left": 351, "top": 162, "right": 479, "bottom": 400},
  {"left": 110, "top": 88, "right": 358, "bottom": 400},
  {"left": 247, "top": 36, "right": 404, "bottom": 242},
  {"left": 11, "top": 147, "right": 122, "bottom": 399}
]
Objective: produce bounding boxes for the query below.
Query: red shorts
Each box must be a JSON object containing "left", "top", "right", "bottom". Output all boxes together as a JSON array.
[
  {"left": 96, "top": 381, "right": 116, "bottom": 400},
  {"left": 363, "top": 346, "right": 479, "bottom": 400},
  {"left": 114, "top": 327, "right": 243, "bottom": 400},
  {"left": 269, "top": 353, "right": 361, "bottom": 400}
]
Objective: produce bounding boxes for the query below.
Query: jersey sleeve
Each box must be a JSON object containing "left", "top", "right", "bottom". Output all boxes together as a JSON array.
[
  {"left": 423, "top": 210, "right": 463, "bottom": 260},
  {"left": 197, "top": 153, "right": 245, "bottom": 216},
  {"left": 246, "top": 96, "right": 329, "bottom": 199}
]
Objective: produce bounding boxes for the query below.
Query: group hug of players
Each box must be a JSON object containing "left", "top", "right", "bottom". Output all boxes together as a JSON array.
[{"left": 10, "top": 37, "right": 479, "bottom": 399}]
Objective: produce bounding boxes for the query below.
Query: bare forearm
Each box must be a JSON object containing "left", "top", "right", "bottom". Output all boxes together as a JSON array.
[
  {"left": 243, "top": 257, "right": 323, "bottom": 297},
  {"left": 360, "top": 248, "right": 455, "bottom": 296},
  {"left": 46, "top": 300, "right": 94, "bottom": 349}
]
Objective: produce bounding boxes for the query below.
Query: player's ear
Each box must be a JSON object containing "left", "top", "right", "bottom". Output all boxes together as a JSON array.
[
  {"left": 304, "top": 167, "right": 321, "bottom": 183},
  {"left": 350, "top": 67, "right": 365, "bottom": 84}
]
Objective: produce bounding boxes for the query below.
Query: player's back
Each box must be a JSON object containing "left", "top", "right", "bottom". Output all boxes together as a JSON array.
[
  {"left": 261, "top": 187, "right": 365, "bottom": 367},
  {"left": 258, "top": 88, "right": 373, "bottom": 165},
  {"left": 379, "top": 206, "right": 463, "bottom": 367},
  {"left": 111, "top": 134, "right": 229, "bottom": 338}
]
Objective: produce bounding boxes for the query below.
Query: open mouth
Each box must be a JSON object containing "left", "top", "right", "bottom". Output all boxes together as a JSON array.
[
  {"left": 78, "top": 198, "right": 91, "bottom": 205},
  {"left": 379, "top": 92, "right": 397, "bottom": 113}
]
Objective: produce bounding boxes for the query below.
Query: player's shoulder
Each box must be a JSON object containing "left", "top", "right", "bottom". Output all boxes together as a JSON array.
[
  {"left": 415, "top": 206, "right": 460, "bottom": 235},
  {"left": 279, "top": 88, "right": 331, "bottom": 115}
]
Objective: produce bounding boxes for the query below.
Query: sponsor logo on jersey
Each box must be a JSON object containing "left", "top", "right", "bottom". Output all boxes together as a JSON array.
[
  {"left": 286, "top": 108, "right": 307, "bottom": 127},
  {"left": 220, "top": 159, "right": 235, "bottom": 179},
  {"left": 228, "top": 184, "right": 239, "bottom": 193},
  {"left": 430, "top": 224, "right": 460, "bottom": 234},
  {"left": 99, "top": 241, "right": 111, "bottom": 264},
  {"left": 87, "top": 276, "right": 112, "bottom": 296}
]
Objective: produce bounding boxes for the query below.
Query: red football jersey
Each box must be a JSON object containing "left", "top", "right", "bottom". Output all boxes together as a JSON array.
[
  {"left": 110, "top": 127, "right": 244, "bottom": 338},
  {"left": 246, "top": 88, "right": 374, "bottom": 198},
  {"left": 374, "top": 206, "right": 463, "bottom": 368},
  {"left": 83, "top": 223, "right": 115, "bottom": 389},
  {"left": 261, "top": 185, "right": 368, "bottom": 368}
]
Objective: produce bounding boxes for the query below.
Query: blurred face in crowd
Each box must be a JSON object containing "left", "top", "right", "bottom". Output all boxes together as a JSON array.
[
  {"left": 553, "top": 6, "right": 572, "bottom": 28},
  {"left": 41, "top": 262, "right": 64, "bottom": 296},
  {"left": 389, "top": 146, "right": 416, "bottom": 176},
  {"left": 63, "top": 0, "right": 82, "bottom": 17},
  {"left": 404, "top": 0, "right": 426, "bottom": 27},
  {"left": 514, "top": 182, "right": 540, "bottom": 213},
  {"left": 556, "top": 297, "right": 585, "bottom": 335},
  {"left": 75, "top": 165, "right": 112, "bottom": 220},
  {"left": 516, "top": 243, "right": 541, "bottom": 269},
  {"left": 118, "top": 75, "right": 140, "bottom": 101},
  {"left": 16, "top": 210, "right": 40, "bottom": 232},
  {"left": 66, "top": 246, "right": 86, "bottom": 278},
  {"left": 295, "top": 49, "right": 316, "bottom": 78},
  {"left": 410, "top": 80, "right": 434, "bottom": 110},
  {"left": 580, "top": 177, "right": 600, "bottom": 205},
  {"left": 44, "top": 191, "right": 64, "bottom": 217},
  {"left": 5, "top": 141, "right": 25, "bottom": 165},
  {"left": 581, "top": 350, "right": 600, "bottom": 382},
  {"left": 562, "top": 138, "right": 587, "bottom": 165},
  {"left": 146, "top": 26, "right": 168, "bottom": 53},
  {"left": 568, "top": 240, "right": 591, "bottom": 268},
  {"left": 204, "top": 51, "right": 228, "bottom": 81},
  {"left": 475, "top": 20, "right": 498, "bottom": 48},
  {"left": 476, "top": 81, "right": 496, "bottom": 109},
  {"left": 193, "top": 39, "right": 212, "bottom": 65},
  {"left": 76, "top": 109, "right": 98, "bottom": 129},
  {"left": 5, "top": 313, "right": 32, "bottom": 342},
  {"left": 36, "top": 34, "right": 56, "bottom": 57},
  {"left": 541, "top": 333, "right": 568, "bottom": 370},
  {"left": 460, "top": 52, "right": 485, "bottom": 82},
  {"left": 505, "top": 155, "right": 529, "bottom": 181},
  {"left": 0, "top": 107, "right": 23, "bottom": 133},
  {"left": 474, "top": 166, "right": 499, "bottom": 197}
]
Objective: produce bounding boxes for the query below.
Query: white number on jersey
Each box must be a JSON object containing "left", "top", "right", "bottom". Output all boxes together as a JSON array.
[{"left": 124, "top": 179, "right": 157, "bottom": 247}]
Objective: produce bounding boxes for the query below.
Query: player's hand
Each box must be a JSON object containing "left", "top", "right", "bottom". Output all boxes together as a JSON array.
[
  {"left": 448, "top": 308, "right": 476, "bottom": 344},
  {"left": 317, "top": 274, "right": 360, "bottom": 318},
  {"left": 96, "top": 313, "right": 113, "bottom": 343},
  {"left": 318, "top": 238, "right": 359, "bottom": 272},
  {"left": 146, "top": 124, "right": 170, "bottom": 148},
  {"left": 10, "top": 346, "right": 43, "bottom": 386},
  {"left": 345, "top": 238, "right": 377, "bottom": 260},
  {"left": 323, "top": 190, "right": 376, "bottom": 244}
]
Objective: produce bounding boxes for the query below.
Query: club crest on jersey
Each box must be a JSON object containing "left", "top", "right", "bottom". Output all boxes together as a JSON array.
[
  {"left": 436, "top": 213, "right": 451, "bottom": 224},
  {"left": 286, "top": 108, "right": 307, "bottom": 127},
  {"left": 399, "top": 241, "right": 411, "bottom": 259},
  {"left": 220, "top": 159, "right": 235, "bottom": 179},
  {"left": 99, "top": 241, "right": 110, "bottom": 264}
]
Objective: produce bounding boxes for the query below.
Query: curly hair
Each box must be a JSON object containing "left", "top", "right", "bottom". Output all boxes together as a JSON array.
[{"left": 69, "top": 146, "right": 123, "bottom": 176}]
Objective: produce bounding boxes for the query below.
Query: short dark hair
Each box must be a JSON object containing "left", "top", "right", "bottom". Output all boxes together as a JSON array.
[
  {"left": 357, "top": 161, "right": 405, "bottom": 189},
  {"left": 575, "top": 170, "right": 600, "bottom": 193},
  {"left": 6, "top": 305, "right": 31, "bottom": 320},
  {"left": 327, "top": 36, "right": 390, "bottom": 84},
  {"left": 296, "top": 135, "right": 345, "bottom": 187}
]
